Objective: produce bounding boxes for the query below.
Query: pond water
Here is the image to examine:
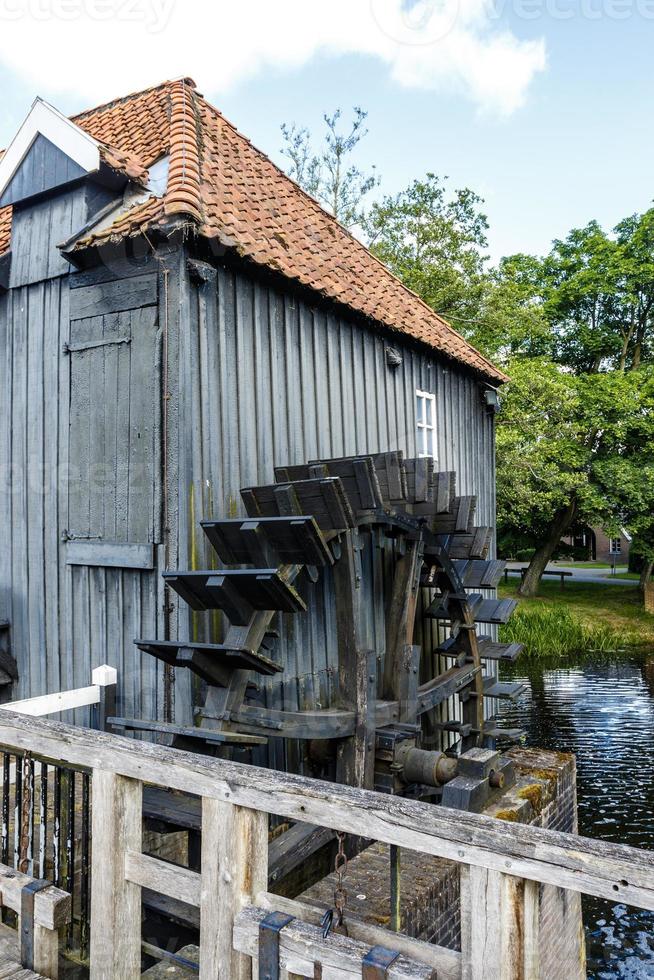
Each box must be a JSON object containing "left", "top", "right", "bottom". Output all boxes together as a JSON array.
[{"left": 498, "top": 650, "right": 654, "bottom": 979}]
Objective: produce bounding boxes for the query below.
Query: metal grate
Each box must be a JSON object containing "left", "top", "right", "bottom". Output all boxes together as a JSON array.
[{"left": 0, "top": 749, "right": 92, "bottom": 960}]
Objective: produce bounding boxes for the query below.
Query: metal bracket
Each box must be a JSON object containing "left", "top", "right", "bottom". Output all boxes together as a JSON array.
[
  {"left": 259, "top": 911, "right": 294, "bottom": 980},
  {"left": 20, "top": 878, "right": 51, "bottom": 970},
  {"left": 362, "top": 945, "right": 402, "bottom": 978},
  {"left": 62, "top": 336, "right": 131, "bottom": 355}
]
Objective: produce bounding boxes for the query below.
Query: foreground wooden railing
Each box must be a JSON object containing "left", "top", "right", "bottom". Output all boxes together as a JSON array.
[
  {"left": 0, "top": 666, "right": 117, "bottom": 960},
  {"left": 0, "top": 711, "right": 652, "bottom": 979},
  {"left": 0, "top": 861, "right": 70, "bottom": 978}
]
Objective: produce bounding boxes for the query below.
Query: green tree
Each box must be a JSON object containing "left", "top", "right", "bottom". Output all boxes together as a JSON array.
[
  {"left": 494, "top": 214, "right": 654, "bottom": 591},
  {"left": 540, "top": 221, "right": 624, "bottom": 373},
  {"left": 614, "top": 209, "right": 654, "bottom": 370},
  {"left": 363, "top": 174, "right": 489, "bottom": 327},
  {"left": 361, "top": 179, "right": 552, "bottom": 365},
  {"left": 280, "top": 108, "right": 380, "bottom": 228},
  {"left": 497, "top": 361, "right": 654, "bottom": 596},
  {"left": 534, "top": 212, "right": 654, "bottom": 374},
  {"left": 469, "top": 255, "right": 553, "bottom": 363}
]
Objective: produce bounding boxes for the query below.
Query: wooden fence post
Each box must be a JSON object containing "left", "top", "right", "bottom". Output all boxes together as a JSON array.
[
  {"left": 460, "top": 865, "right": 540, "bottom": 980},
  {"left": 32, "top": 921, "right": 61, "bottom": 980},
  {"left": 200, "top": 799, "right": 268, "bottom": 980},
  {"left": 90, "top": 771, "right": 142, "bottom": 979},
  {"left": 91, "top": 664, "right": 118, "bottom": 731}
]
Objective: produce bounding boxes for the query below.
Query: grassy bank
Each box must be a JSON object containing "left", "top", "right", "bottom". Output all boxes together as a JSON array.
[{"left": 498, "top": 579, "right": 654, "bottom": 656}]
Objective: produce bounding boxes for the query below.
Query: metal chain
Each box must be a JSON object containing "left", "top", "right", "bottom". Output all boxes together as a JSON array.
[
  {"left": 321, "top": 831, "right": 349, "bottom": 938},
  {"left": 19, "top": 753, "right": 33, "bottom": 875},
  {"left": 333, "top": 830, "right": 348, "bottom": 924}
]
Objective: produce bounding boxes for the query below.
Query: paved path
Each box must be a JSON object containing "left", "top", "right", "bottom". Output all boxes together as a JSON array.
[{"left": 505, "top": 563, "right": 636, "bottom": 587}]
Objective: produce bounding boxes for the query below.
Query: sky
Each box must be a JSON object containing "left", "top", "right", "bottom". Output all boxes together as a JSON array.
[{"left": 0, "top": 0, "right": 653, "bottom": 262}]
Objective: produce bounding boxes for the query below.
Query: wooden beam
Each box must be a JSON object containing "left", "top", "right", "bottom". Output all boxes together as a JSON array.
[
  {"left": 268, "top": 824, "right": 334, "bottom": 887},
  {"left": 89, "top": 771, "right": 142, "bottom": 980},
  {"left": 460, "top": 867, "right": 541, "bottom": 980},
  {"left": 2, "top": 713, "right": 654, "bottom": 910},
  {"left": 0, "top": 863, "right": 70, "bottom": 929},
  {"left": 65, "top": 540, "right": 154, "bottom": 570},
  {"left": 416, "top": 665, "right": 480, "bottom": 715},
  {"left": 1, "top": 684, "right": 101, "bottom": 717},
  {"left": 33, "top": 922, "right": 60, "bottom": 980},
  {"left": 383, "top": 531, "right": 424, "bottom": 707},
  {"left": 125, "top": 850, "right": 200, "bottom": 907},
  {"left": 199, "top": 800, "right": 267, "bottom": 980},
  {"left": 333, "top": 530, "right": 375, "bottom": 789},
  {"left": 256, "top": 891, "right": 460, "bottom": 980},
  {"left": 229, "top": 704, "right": 356, "bottom": 739},
  {"left": 233, "top": 905, "right": 436, "bottom": 979}
]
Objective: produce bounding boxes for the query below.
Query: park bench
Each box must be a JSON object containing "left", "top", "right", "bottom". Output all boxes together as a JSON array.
[{"left": 504, "top": 567, "right": 574, "bottom": 590}]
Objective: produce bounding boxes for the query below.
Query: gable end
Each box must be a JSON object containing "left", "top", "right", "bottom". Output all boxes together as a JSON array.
[
  {"left": 0, "top": 98, "right": 100, "bottom": 208},
  {"left": 0, "top": 133, "right": 88, "bottom": 208}
]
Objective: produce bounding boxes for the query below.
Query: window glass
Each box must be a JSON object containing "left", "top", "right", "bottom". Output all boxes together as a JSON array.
[{"left": 416, "top": 389, "right": 436, "bottom": 459}]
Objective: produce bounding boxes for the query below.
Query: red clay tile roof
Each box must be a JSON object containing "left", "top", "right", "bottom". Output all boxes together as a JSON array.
[
  {"left": 0, "top": 205, "right": 9, "bottom": 259},
  {"left": 98, "top": 143, "right": 150, "bottom": 185},
  {"left": 0, "top": 79, "right": 506, "bottom": 383}
]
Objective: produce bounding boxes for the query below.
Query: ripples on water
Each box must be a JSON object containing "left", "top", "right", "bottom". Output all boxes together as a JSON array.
[{"left": 499, "top": 652, "right": 654, "bottom": 978}]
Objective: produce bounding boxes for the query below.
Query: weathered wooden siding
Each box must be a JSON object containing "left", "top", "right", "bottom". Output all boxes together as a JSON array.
[
  {"left": 168, "top": 257, "right": 497, "bottom": 736},
  {"left": 9, "top": 184, "right": 114, "bottom": 289},
  {"left": 0, "top": 221, "right": 497, "bottom": 738},
  {"left": 0, "top": 133, "right": 87, "bottom": 208},
  {"left": 0, "top": 221, "right": 164, "bottom": 717}
]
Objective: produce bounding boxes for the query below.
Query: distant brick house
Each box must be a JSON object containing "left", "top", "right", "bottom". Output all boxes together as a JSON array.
[{"left": 564, "top": 526, "right": 632, "bottom": 564}]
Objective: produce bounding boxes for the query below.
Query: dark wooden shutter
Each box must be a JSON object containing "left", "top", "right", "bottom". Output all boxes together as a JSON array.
[{"left": 67, "top": 279, "right": 159, "bottom": 547}]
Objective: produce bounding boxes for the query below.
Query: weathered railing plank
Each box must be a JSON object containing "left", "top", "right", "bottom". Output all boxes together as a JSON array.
[
  {"left": 256, "top": 891, "right": 461, "bottom": 980},
  {"left": 460, "top": 866, "right": 543, "bottom": 980},
  {"left": 200, "top": 800, "right": 267, "bottom": 980},
  {"left": 89, "top": 771, "right": 142, "bottom": 980},
  {"left": 0, "top": 862, "right": 70, "bottom": 978},
  {"left": 0, "top": 712, "right": 651, "bottom": 910},
  {"left": 233, "top": 905, "right": 436, "bottom": 979},
  {"left": 125, "top": 850, "right": 201, "bottom": 907},
  {"left": 0, "top": 711, "right": 649, "bottom": 980}
]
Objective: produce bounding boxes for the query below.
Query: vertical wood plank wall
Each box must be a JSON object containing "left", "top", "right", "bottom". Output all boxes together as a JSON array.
[
  {"left": 0, "top": 240, "right": 496, "bottom": 738},
  {"left": 170, "top": 257, "right": 497, "bottom": 742},
  {"left": 0, "top": 258, "right": 164, "bottom": 719}
]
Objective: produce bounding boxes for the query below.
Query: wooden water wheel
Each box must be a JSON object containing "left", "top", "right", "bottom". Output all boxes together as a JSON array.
[
  {"left": 111, "top": 451, "right": 527, "bottom": 916},
  {"left": 116, "top": 452, "right": 524, "bottom": 790}
]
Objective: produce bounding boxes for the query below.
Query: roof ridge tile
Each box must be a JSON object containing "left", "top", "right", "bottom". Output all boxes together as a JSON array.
[{"left": 163, "top": 79, "right": 203, "bottom": 224}]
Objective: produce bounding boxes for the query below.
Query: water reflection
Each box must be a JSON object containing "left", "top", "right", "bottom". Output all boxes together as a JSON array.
[{"left": 499, "top": 651, "right": 654, "bottom": 978}]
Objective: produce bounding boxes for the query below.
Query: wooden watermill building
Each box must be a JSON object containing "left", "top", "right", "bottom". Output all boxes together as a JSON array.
[
  {"left": 0, "top": 79, "right": 606, "bottom": 980},
  {"left": 0, "top": 78, "right": 506, "bottom": 741}
]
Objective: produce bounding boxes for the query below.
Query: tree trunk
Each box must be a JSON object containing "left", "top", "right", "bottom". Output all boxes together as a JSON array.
[
  {"left": 640, "top": 560, "right": 654, "bottom": 591},
  {"left": 619, "top": 310, "right": 636, "bottom": 371},
  {"left": 518, "top": 497, "right": 578, "bottom": 598},
  {"left": 634, "top": 342, "right": 642, "bottom": 369}
]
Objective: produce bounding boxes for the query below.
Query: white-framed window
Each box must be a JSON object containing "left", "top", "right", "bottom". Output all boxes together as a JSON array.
[
  {"left": 416, "top": 389, "right": 436, "bottom": 459},
  {"left": 609, "top": 537, "right": 622, "bottom": 555}
]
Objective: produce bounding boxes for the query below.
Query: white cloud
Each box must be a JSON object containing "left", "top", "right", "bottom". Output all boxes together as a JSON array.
[{"left": 0, "top": 0, "right": 546, "bottom": 116}]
